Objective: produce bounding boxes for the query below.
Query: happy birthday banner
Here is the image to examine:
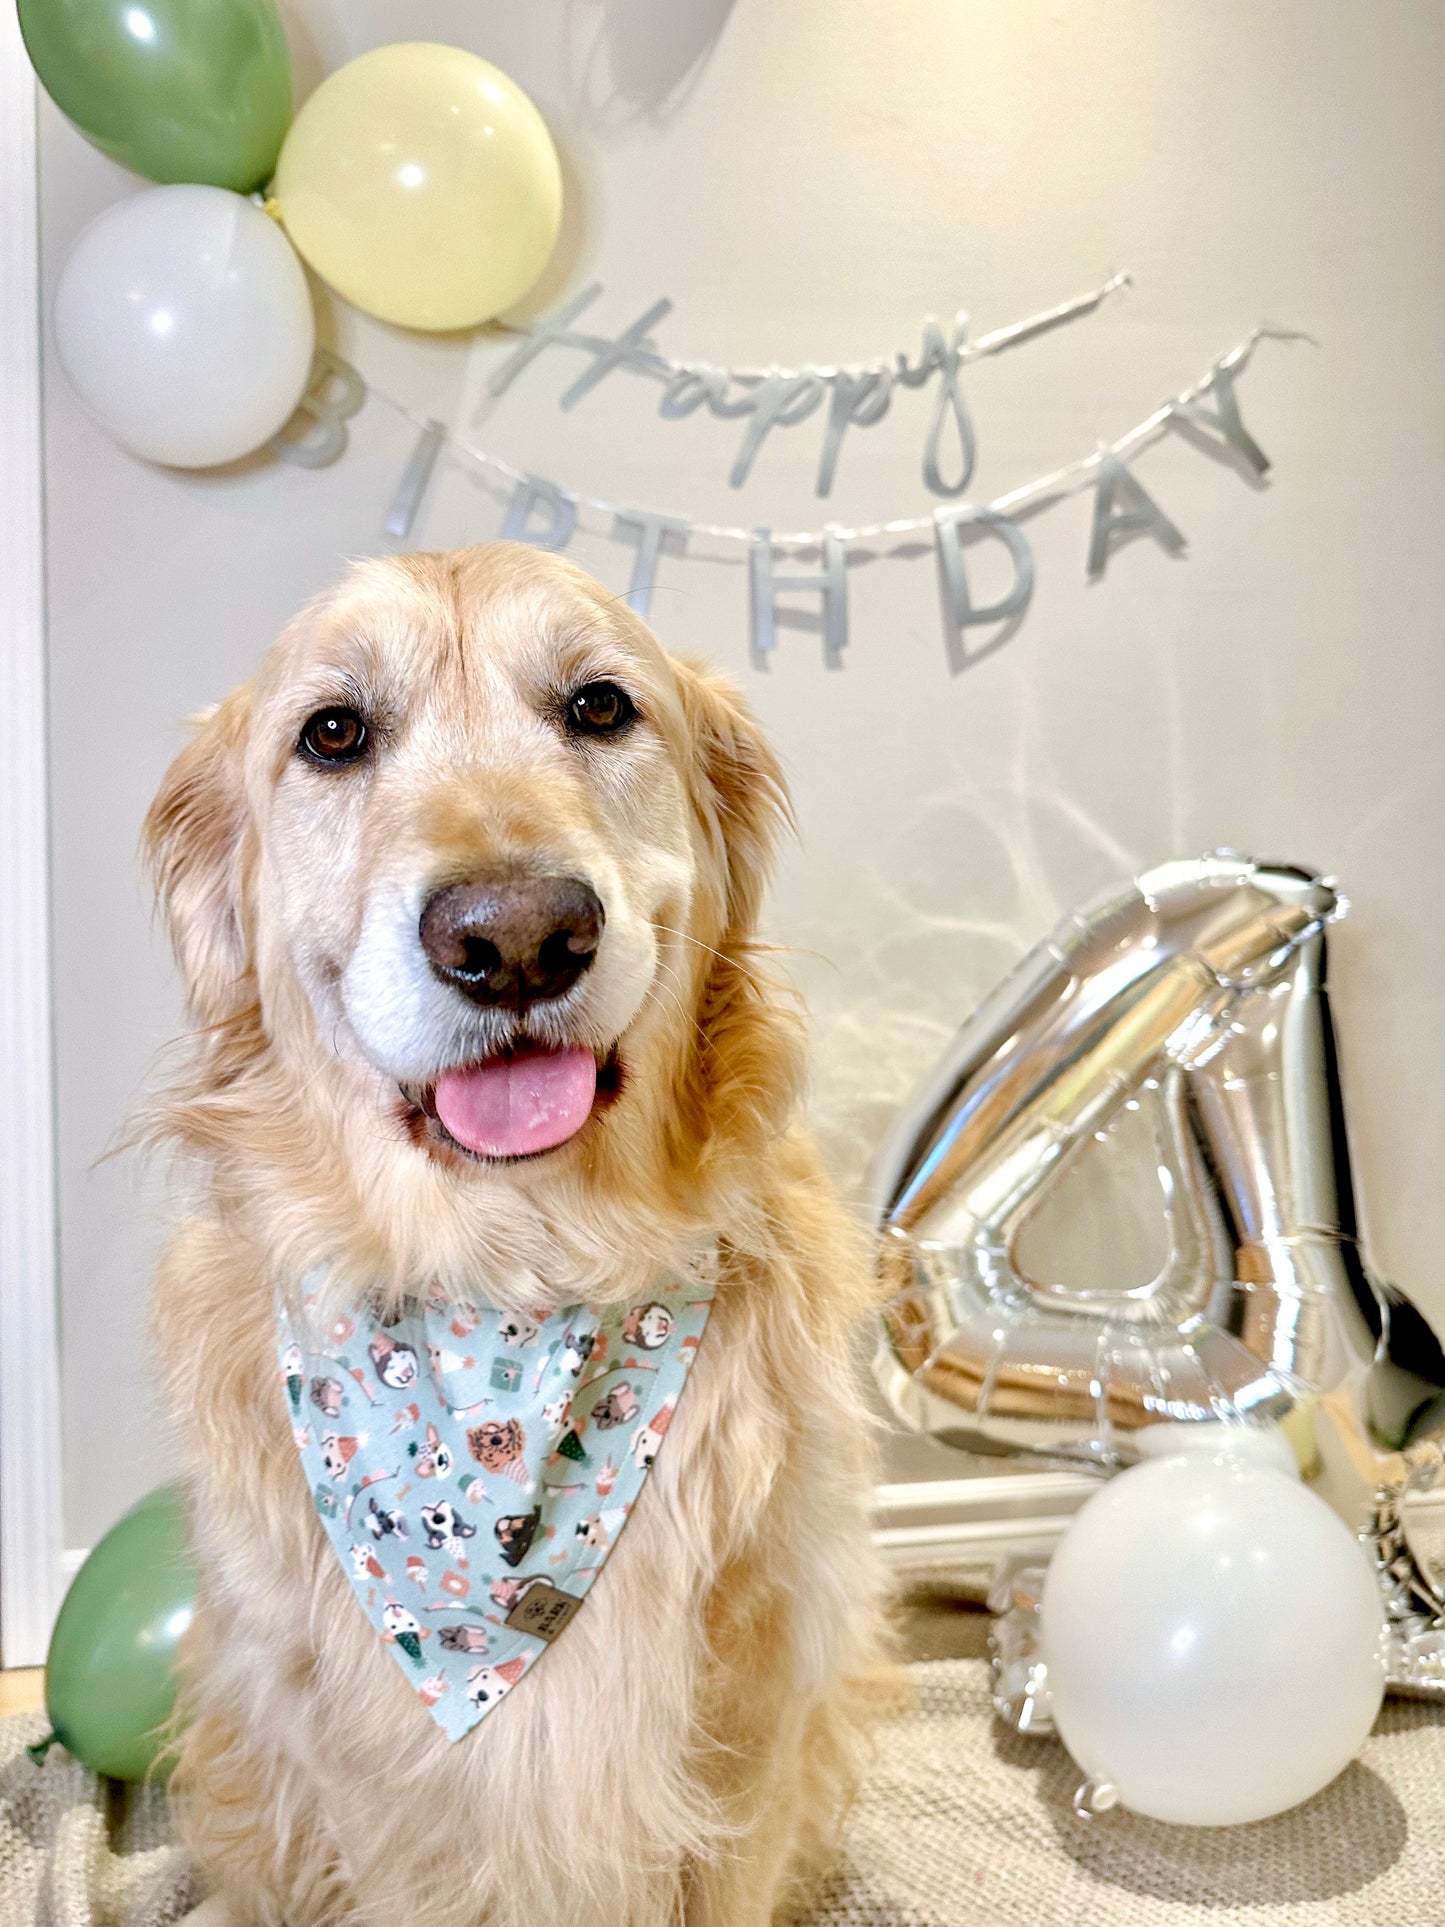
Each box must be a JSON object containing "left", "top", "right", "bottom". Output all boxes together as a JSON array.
[
  {"left": 485, "top": 272, "right": 1135, "bottom": 498},
  {"left": 267, "top": 278, "right": 1306, "bottom": 674},
  {"left": 26, "top": 6, "right": 1303, "bottom": 676}
]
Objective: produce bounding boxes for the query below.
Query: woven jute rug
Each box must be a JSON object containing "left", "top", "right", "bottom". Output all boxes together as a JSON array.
[
  {"left": 0, "top": 1711, "right": 198, "bottom": 1927},
  {"left": 5, "top": 1659, "right": 1445, "bottom": 1926}
]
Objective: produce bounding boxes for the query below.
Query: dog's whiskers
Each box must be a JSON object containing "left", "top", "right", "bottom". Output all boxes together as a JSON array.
[
  {"left": 654, "top": 920, "right": 818, "bottom": 974},
  {"left": 649, "top": 960, "right": 713, "bottom": 1055},
  {"left": 652, "top": 922, "right": 733, "bottom": 969}
]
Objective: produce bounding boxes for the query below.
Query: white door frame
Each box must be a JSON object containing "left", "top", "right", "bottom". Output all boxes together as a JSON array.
[{"left": 0, "top": 15, "right": 65, "bottom": 1670}]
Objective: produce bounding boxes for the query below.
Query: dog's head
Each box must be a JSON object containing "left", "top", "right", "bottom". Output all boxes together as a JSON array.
[
  {"left": 493, "top": 1508, "right": 541, "bottom": 1566},
  {"left": 468, "top": 1417, "right": 525, "bottom": 1470},
  {"left": 421, "top": 1501, "right": 473, "bottom": 1546},
  {"left": 144, "top": 545, "right": 800, "bottom": 1301}
]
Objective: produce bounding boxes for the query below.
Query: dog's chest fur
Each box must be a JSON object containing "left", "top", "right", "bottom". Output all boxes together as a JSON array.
[{"left": 158, "top": 1185, "right": 876, "bottom": 1926}]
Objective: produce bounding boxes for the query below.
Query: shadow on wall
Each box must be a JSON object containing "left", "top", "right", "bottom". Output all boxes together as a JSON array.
[
  {"left": 563, "top": 0, "right": 738, "bottom": 129},
  {"left": 494, "top": 134, "right": 593, "bottom": 330}
]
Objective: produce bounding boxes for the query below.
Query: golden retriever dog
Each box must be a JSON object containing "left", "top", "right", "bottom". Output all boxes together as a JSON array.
[{"left": 143, "top": 543, "right": 884, "bottom": 1926}]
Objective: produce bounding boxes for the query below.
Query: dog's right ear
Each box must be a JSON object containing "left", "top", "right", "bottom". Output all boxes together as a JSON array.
[{"left": 142, "top": 684, "right": 254, "bottom": 1027}]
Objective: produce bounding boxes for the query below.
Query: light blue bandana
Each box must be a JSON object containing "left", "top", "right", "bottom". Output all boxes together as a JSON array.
[{"left": 278, "top": 1270, "right": 714, "bottom": 1742}]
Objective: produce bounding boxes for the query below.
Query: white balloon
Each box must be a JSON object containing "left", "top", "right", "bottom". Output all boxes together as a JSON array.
[
  {"left": 1135, "top": 1419, "right": 1300, "bottom": 1479},
  {"left": 54, "top": 186, "right": 315, "bottom": 470},
  {"left": 1041, "top": 1455, "right": 1385, "bottom": 1826}
]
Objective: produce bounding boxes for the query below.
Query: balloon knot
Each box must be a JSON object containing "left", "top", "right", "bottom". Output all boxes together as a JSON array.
[
  {"left": 25, "top": 1731, "right": 58, "bottom": 1765},
  {"left": 261, "top": 195, "right": 284, "bottom": 226}
]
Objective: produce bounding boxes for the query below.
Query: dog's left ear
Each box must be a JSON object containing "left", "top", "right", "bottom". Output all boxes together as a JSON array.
[
  {"left": 142, "top": 684, "right": 255, "bottom": 1027},
  {"left": 673, "top": 658, "right": 793, "bottom": 945}
]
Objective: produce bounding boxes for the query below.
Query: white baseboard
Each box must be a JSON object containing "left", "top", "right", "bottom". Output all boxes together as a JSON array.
[
  {"left": 871, "top": 1472, "right": 1096, "bottom": 1595},
  {"left": 42, "top": 1472, "right": 1445, "bottom": 1637},
  {"left": 872, "top": 1468, "right": 1445, "bottom": 1601}
]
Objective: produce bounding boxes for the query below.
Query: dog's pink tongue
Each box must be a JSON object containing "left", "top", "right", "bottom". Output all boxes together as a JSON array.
[{"left": 434, "top": 1049, "right": 598, "bottom": 1158}]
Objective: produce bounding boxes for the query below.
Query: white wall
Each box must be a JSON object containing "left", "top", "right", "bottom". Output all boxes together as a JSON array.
[{"left": 40, "top": 0, "right": 1445, "bottom": 1549}]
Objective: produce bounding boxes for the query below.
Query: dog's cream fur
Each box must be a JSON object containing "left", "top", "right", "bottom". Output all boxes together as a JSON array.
[{"left": 143, "top": 545, "right": 885, "bottom": 1926}]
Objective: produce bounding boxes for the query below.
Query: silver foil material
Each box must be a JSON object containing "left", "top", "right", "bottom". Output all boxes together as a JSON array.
[
  {"left": 1086, "top": 448, "right": 1187, "bottom": 576},
  {"left": 1366, "top": 1440, "right": 1445, "bottom": 1700},
  {"left": 499, "top": 474, "right": 579, "bottom": 551},
  {"left": 895, "top": 314, "right": 976, "bottom": 498},
  {"left": 933, "top": 505, "right": 1035, "bottom": 671},
  {"left": 484, "top": 274, "right": 1128, "bottom": 500},
  {"left": 382, "top": 417, "right": 445, "bottom": 542},
  {"left": 1168, "top": 361, "right": 1270, "bottom": 478},
  {"left": 986, "top": 1560, "right": 1055, "bottom": 1735},
  {"left": 871, "top": 852, "right": 1390, "bottom": 1466},
  {"left": 268, "top": 348, "right": 366, "bottom": 469},
  {"left": 612, "top": 509, "right": 690, "bottom": 619},
  {"left": 748, "top": 527, "right": 849, "bottom": 669}
]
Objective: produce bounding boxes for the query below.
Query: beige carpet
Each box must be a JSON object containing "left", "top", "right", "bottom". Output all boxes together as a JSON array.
[
  {"left": 0, "top": 1712, "right": 198, "bottom": 1926},
  {"left": 5, "top": 1658, "right": 1445, "bottom": 1926}
]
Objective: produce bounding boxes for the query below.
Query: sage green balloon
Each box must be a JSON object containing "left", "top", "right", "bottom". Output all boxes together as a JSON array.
[
  {"left": 45, "top": 1484, "right": 195, "bottom": 1782},
  {"left": 17, "top": 0, "right": 291, "bottom": 192}
]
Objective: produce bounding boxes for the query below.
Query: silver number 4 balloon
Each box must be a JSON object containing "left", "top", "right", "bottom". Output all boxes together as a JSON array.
[{"left": 870, "top": 851, "right": 1445, "bottom": 1466}]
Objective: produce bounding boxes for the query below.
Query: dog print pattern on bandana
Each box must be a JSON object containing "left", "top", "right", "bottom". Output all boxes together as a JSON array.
[{"left": 279, "top": 1273, "right": 713, "bottom": 1742}]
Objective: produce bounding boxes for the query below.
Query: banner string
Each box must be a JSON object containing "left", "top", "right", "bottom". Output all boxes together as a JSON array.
[
  {"left": 487, "top": 269, "right": 1134, "bottom": 389},
  {"left": 365, "top": 322, "right": 1309, "bottom": 554}
]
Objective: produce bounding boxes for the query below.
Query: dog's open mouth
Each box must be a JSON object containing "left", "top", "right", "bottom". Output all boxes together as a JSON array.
[{"left": 404, "top": 1044, "right": 621, "bottom": 1162}]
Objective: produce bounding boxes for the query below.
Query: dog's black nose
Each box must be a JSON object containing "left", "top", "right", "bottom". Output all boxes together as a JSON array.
[{"left": 419, "top": 874, "right": 604, "bottom": 1010}]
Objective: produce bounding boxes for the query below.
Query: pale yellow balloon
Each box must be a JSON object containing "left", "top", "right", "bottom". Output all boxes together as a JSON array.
[{"left": 274, "top": 43, "right": 563, "bottom": 332}]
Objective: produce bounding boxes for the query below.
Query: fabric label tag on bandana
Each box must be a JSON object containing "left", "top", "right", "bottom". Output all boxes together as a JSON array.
[
  {"left": 504, "top": 1581, "right": 583, "bottom": 1641},
  {"left": 278, "top": 1271, "right": 713, "bottom": 1742}
]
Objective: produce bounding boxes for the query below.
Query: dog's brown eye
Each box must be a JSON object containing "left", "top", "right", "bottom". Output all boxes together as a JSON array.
[
  {"left": 566, "top": 681, "right": 636, "bottom": 737},
  {"left": 299, "top": 706, "right": 369, "bottom": 765}
]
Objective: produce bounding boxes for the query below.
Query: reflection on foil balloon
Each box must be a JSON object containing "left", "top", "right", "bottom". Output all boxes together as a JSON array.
[
  {"left": 871, "top": 851, "right": 1443, "bottom": 1466},
  {"left": 1365, "top": 1438, "right": 1445, "bottom": 1699}
]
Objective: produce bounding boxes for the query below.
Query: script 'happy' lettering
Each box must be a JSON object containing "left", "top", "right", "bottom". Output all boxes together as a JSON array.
[
  {"left": 272, "top": 288, "right": 1295, "bottom": 676},
  {"left": 485, "top": 281, "right": 1127, "bottom": 502}
]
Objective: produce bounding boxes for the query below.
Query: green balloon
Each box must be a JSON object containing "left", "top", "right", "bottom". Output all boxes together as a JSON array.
[
  {"left": 17, "top": 0, "right": 291, "bottom": 192},
  {"left": 44, "top": 1484, "right": 196, "bottom": 1782}
]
